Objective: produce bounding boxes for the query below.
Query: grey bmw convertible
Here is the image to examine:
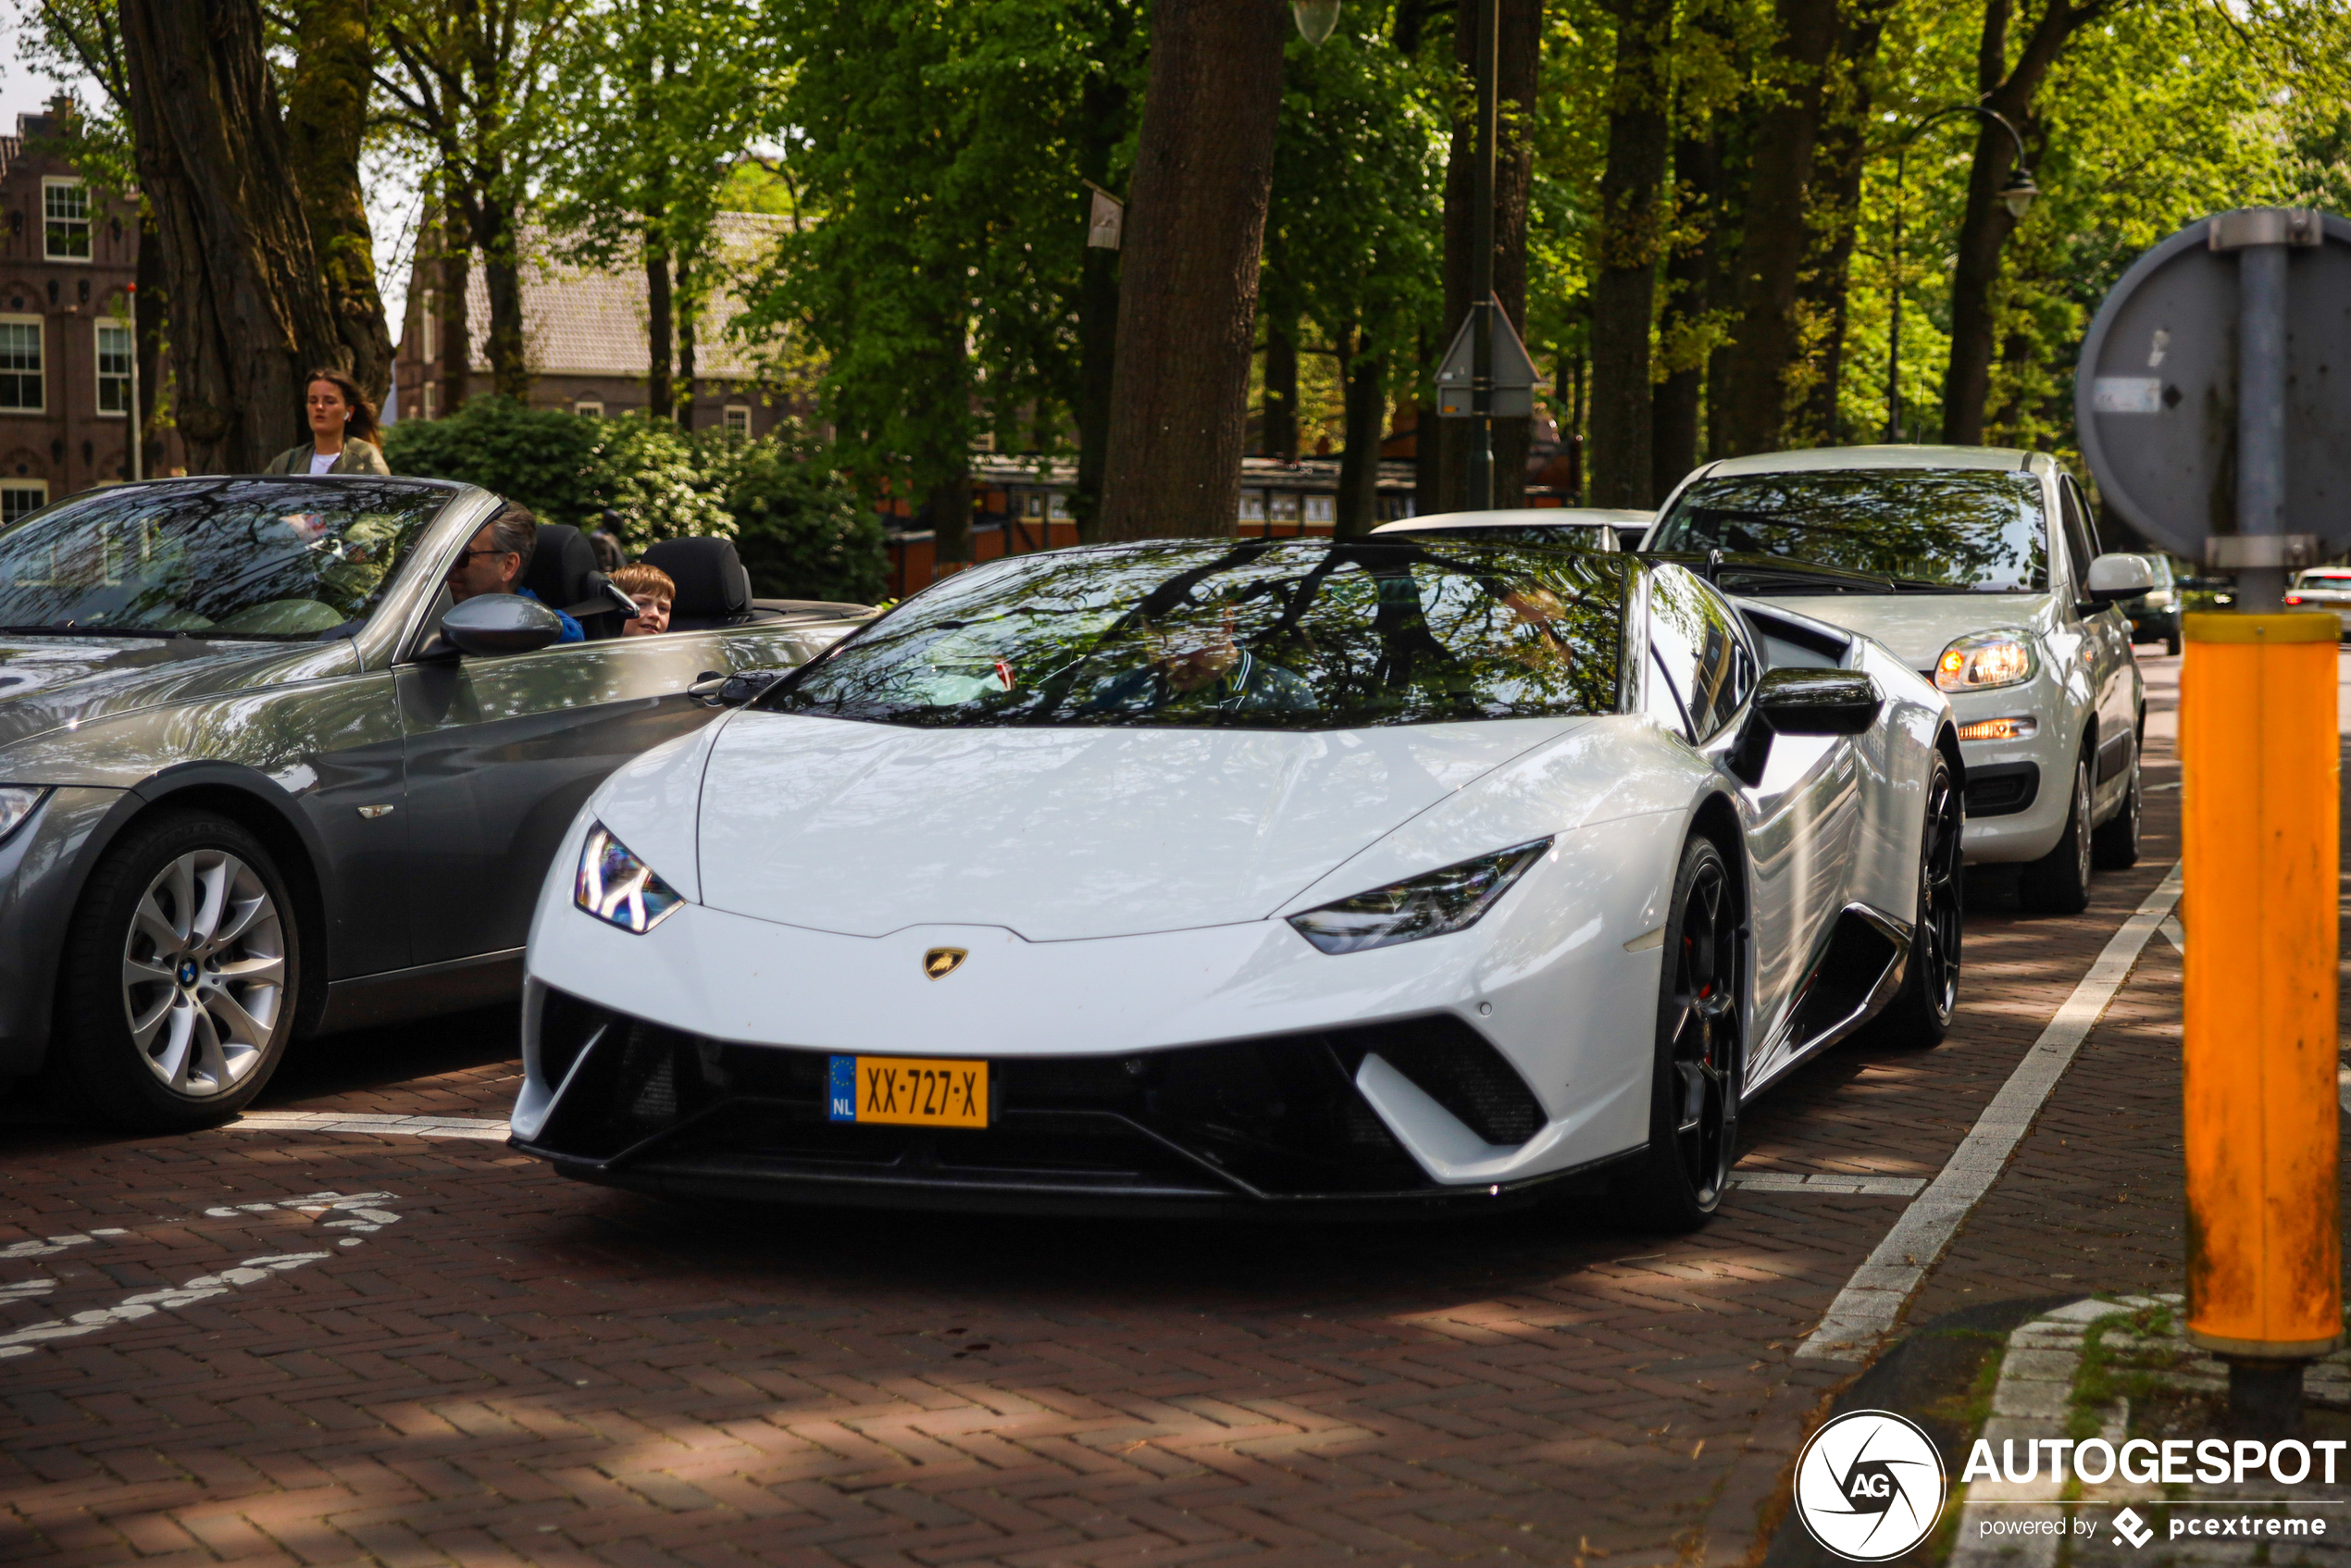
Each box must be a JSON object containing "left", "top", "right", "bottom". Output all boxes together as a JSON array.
[{"left": 0, "top": 476, "right": 869, "bottom": 1129}]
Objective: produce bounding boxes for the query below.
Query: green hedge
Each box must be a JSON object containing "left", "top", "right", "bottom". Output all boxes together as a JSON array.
[{"left": 383, "top": 397, "right": 888, "bottom": 604}]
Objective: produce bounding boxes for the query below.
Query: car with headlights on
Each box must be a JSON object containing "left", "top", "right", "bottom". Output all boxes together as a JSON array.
[
  {"left": 1645, "top": 445, "right": 2148, "bottom": 915},
  {"left": 1372, "top": 506, "right": 1649, "bottom": 552},
  {"left": 0, "top": 477, "right": 869, "bottom": 1129},
  {"left": 513, "top": 535, "right": 1962, "bottom": 1230},
  {"left": 2284, "top": 567, "right": 2351, "bottom": 638}
]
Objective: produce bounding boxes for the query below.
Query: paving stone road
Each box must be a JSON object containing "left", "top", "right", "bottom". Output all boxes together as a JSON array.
[{"left": 1, "top": 648, "right": 2335, "bottom": 1568}]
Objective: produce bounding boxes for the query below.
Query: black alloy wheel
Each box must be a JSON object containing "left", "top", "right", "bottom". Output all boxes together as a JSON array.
[
  {"left": 1618, "top": 836, "right": 1741, "bottom": 1231},
  {"left": 1860, "top": 751, "right": 1963, "bottom": 1049},
  {"left": 2018, "top": 753, "right": 2094, "bottom": 915}
]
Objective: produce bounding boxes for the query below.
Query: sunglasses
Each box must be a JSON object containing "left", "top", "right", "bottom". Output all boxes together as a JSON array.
[{"left": 448, "top": 546, "right": 516, "bottom": 567}]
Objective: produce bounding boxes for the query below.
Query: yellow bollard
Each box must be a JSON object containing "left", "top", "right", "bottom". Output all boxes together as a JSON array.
[{"left": 2181, "top": 611, "right": 2342, "bottom": 1376}]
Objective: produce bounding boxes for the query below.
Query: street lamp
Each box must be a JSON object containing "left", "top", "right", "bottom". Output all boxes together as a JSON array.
[
  {"left": 1291, "top": 0, "right": 1341, "bottom": 44},
  {"left": 1885, "top": 106, "right": 2036, "bottom": 443}
]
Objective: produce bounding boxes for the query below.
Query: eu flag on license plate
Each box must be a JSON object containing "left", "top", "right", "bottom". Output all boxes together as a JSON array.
[{"left": 827, "top": 1055, "right": 856, "bottom": 1122}]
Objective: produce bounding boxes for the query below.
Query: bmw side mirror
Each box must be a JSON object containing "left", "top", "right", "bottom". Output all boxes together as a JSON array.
[
  {"left": 2082, "top": 553, "right": 2157, "bottom": 605},
  {"left": 432, "top": 593, "right": 566, "bottom": 659},
  {"left": 1728, "top": 669, "right": 1882, "bottom": 785},
  {"left": 689, "top": 666, "right": 786, "bottom": 707}
]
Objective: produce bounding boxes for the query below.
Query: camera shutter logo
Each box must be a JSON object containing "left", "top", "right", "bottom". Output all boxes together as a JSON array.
[{"left": 1793, "top": 1410, "right": 1947, "bottom": 1561}]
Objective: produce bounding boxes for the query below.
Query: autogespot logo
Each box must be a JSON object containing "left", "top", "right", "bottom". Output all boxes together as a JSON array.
[{"left": 1794, "top": 1410, "right": 1949, "bottom": 1562}]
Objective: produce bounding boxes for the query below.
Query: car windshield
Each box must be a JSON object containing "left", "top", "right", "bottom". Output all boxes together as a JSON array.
[
  {"left": 1649, "top": 470, "right": 2046, "bottom": 591},
  {"left": 0, "top": 479, "right": 448, "bottom": 639},
  {"left": 765, "top": 538, "right": 1627, "bottom": 730},
  {"left": 1384, "top": 525, "right": 1609, "bottom": 549}
]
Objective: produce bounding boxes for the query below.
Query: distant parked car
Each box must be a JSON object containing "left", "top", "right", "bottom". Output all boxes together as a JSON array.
[
  {"left": 0, "top": 477, "right": 871, "bottom": 1129},
  {"left": 2284, "top": 567, "right": 2351, "bottom": 638},
  {"left": 1372, "top": 507, "right": 1648, "bottom": 552},
  {"left": 2119, "top": 554, "right": 2182, "bottom": 654}
]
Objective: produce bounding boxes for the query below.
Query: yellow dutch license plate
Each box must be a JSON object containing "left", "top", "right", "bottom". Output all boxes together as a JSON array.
[{"left": 827, "top": 1054, "right": 989, "bottom": 1127}]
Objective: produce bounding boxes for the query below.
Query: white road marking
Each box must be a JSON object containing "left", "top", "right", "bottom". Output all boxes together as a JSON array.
[
  {"left": 1732, "top": 1172, "right": 1927, "bottom": 1197},
  {"left": 2338, "top": 1064, "right": 2350, "bottom": 1117},
  {"left": 0, "top": 1191, "right": 399, "bottom": 1361},
  {"left": 225, "top": 1110, "right": 507, "bottom": 1141},
  {"left": 2159, "top": 914, "right": 2185, "bottom": 955},
  {"left": 1796, "top": 862, "right": 2183, "bottom": 1363}
]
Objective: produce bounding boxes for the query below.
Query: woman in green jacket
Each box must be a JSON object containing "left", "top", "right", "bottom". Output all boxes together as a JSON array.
[{"left": 264, "top": 368, "right": 391, "bottom": 475}]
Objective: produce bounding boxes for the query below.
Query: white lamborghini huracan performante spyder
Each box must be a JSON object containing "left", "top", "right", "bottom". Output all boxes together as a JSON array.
[{"left": 511, "top": 537, "right": 1963, "bottom": 1230}]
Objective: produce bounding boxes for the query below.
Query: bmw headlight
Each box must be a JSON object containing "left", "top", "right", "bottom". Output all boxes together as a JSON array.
[
  {"left": 0, "top": 785, "right": 47, "bottom": 846},
  {"left": 1935, "top": 630, "right": 2036, "bottom": 693},
  {"left": 1287, "top": 840, "right": 1551, "bottom": 955},
  {"left": 574, "top": 823, "right": 684, "bottom": 934}
]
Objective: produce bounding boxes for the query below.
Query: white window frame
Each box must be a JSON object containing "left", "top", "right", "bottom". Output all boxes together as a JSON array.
[
  {"left": 573, "top": 397, "right": 604, "bottom": 418},
  {"left": 94, "top": 319, "right": 131, "bottom": 417},
  {"left": 0, "top": 316, "right": 45, "bottom": 413},
  {"left": 722, "top": 403, "right": 752, "bottom": 436},
  {"left": 42, "top": 178, "right": 90, "bottom": 263},
  {"left": 2, "top": 480, "right": 48, "bottom": 524},
  {"left": 1304, "top": 495, "right": 1335, "bottom": 524},
  {"left": 422, "top": 381, "right": 439, "bottom": 420},
  {"left": 417, "top": 289, "right": 437, "bottom": 365}
]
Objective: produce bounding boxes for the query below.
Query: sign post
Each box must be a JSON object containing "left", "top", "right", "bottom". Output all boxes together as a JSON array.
[{"left": 2076, "top": 209, "right": 2346, "bottom": 1436}]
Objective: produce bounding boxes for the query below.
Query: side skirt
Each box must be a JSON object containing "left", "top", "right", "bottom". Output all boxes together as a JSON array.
[
  {"left": 1741, "top": 904, "right": 1912, "bottom": 1099},
  {"left": 314, "top": 948, "right": 525, "bottom": 1035}
]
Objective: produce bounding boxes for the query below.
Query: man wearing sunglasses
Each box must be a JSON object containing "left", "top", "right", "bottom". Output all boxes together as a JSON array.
[{"left": 444, "top": 504, "right": 584, "bottom": 643}]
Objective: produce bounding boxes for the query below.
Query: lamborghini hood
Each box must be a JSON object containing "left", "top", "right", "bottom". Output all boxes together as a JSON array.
[{"left": 692, "top": 712, "right": 1590, "bottom": 940}]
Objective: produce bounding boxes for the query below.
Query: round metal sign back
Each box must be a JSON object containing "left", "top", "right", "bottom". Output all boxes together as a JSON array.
[{"left": 2073, "top": 212, "right": 2351, "bottom": 559}]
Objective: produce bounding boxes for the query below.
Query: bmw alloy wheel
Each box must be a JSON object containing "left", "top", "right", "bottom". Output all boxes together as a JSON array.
[{"left": 119, "top": 849, "right": 287, "bottom": 1097}]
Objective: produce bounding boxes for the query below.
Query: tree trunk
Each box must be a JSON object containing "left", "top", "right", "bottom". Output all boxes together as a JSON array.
[
  {"left": 1439, "top": 0, "right": 1542, "bottom": 511},
  {"left": 1943, "top": 0, "right": 2082, "bottom": 444},
  {"left": 118, "top": 0, "right": 345, "bottom": 472},
  {"left": 1263, "top": 300, "right": 1299, "bottom": 461},
  {"left": 644, "top": 230, "right": 672, "bottom": 419},
  {"left": 1558, "top": 349, "right": 1585, "bottom": 502},
  {"left": 134, "top": 209, "right": 166, "bottom": 475},
  {"left": 1710, "top": 0, "right": 1842, "bottom": 455},
  {"left": 1651, "top": 122, "right": 1720, "bottom": 498},
  {"left": 1071, "top": 36, "right": 1129, "bottom": 543},
  {"left": 439, "top": 191, "right": 470, "bottom": 417},
  {"left": 1097, "top": 0, "right": 1287, "bottom": 541},
  {"left": 677, "top": 253, "right": 697, "bottom": 429},
  {"left": 923, "top": 317, "right": 973, "bottom": 566},
  {"left": 1336, "top": 330, "right": 1384, "bottom": 537},
  {"left": 285, "top": 0, "right": 392, "bottom": 402},
  {"left": 1789, "top": 0, "right": 1889, "bottom": 446},
  {"left": 1586, "top": 0, "right": 1673, "bottom": 507},
  {"left": 1413, "top": 325, "right": 1440, "bottom": 516}
]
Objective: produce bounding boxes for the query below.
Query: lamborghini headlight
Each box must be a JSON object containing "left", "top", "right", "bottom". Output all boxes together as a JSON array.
[
  {"left": 1935, "top": 630, "right": 2036, "bottom": 693},
  {"left": 0, "top": 785, "right": 46, "bottom": 847},
  {"left": 1287, "top": 840, "right": 1551, "bottom": 955},
  {"left": 574, "top": 823, "right": 684, "bottom": 934}
]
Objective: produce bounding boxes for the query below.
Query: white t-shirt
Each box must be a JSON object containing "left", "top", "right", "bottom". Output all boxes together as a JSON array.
[{"left": 308, "top": 447, "right": 338, "bottom": 474}]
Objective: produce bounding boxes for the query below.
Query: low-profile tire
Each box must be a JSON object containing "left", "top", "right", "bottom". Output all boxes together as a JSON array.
[
  {"left": 44, "top": 810, "right": 302, "bottom": 1131},
  {"left": 1858, "top": 750, "right": 1963, "bottom": 1050},
  {"left": 1614, "top": 835, "right": 1741, "bottom": 1233},
  {"left": 2091, "top": 746, "right": 2142, "bottom": 870},
  {"left": 2018, "top": 753, "right": 2095, "bottom": 915}
]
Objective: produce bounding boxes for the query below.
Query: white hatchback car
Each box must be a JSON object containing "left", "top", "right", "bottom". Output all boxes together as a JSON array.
[
  {"left": 1372, "top": 507, "right": 1651, "bottom": 553},
  {"left": 2284, "top": 567, "right": 2351, "bottom": 638},
  {"left": 1646, "top": 446, "right": 2147, "bottom": 914}
]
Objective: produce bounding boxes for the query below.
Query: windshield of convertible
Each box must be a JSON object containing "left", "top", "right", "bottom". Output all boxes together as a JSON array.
[
  {"left": 1648, "top": 469, "right": 2046, "bottom": 591},
  {"left": 765, "top": 539, "right": 1626, "bottom": 729},
  {"left": 0, "top": 479, "right": 445, "bottom": 639}
]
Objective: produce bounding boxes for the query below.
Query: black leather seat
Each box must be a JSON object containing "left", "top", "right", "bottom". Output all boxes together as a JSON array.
[
  {"left": 518, "top": 522, "right": 620, "bottom": 640},
  {"left": 641, "top": 538, "right": 757, "bottom": 632}
]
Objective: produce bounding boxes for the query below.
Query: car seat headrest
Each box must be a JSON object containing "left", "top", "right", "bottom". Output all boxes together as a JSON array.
[{"left": 641, "top": 537, "right": 753, "bottom": 628}]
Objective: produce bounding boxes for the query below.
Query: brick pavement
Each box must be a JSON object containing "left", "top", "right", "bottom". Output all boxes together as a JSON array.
[{"left": 0, "top": 650, "right": 2271, "bottom": 1568}]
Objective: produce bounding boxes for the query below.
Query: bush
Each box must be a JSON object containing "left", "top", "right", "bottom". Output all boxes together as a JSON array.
[
  {"left": 385, "top": 398, "right": 887, "bottom": 603},
  {"left": 703, "top": 434, "right": 889, "bottom": 604}
]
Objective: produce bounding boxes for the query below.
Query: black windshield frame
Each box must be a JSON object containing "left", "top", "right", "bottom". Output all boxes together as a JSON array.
[
  {"left": 0, "top": 477, "right": 457, "bottom": 641},
  {"left": 760, "top": 537, "right": 1633, "bottom": 732}
]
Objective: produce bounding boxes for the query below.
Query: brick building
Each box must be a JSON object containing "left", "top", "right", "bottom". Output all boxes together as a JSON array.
[
  {"left": 389, "top": 213, "right": 802, "bottom": 435},
  {"left": 0, "top": 105, "right": 146, "bottom": 523}
]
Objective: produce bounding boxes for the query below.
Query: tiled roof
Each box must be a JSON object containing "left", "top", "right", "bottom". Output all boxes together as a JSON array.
[{"left": 434, "top": 211, "right": 791, "bottom": 380}]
